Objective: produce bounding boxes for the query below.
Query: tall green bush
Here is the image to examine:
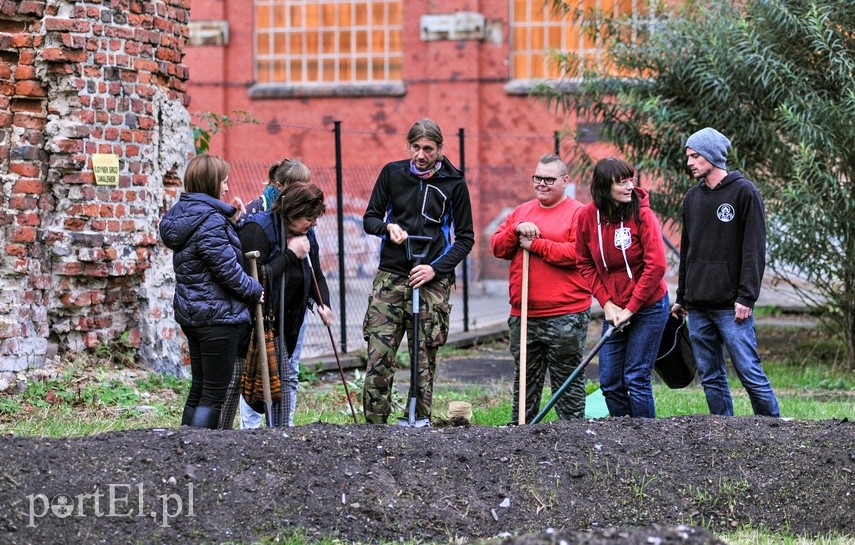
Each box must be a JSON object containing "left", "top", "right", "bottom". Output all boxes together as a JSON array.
[{"left": 539, "top": 0, "right": 855, "bottom": 368}]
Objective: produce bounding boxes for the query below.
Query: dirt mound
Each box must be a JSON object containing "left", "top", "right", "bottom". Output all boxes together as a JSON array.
[{"left": 1, "top": 416, "right": 852, "bottom": 544}]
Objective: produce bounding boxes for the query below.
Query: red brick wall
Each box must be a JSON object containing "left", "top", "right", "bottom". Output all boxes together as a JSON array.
[{"left": 0, "top": 0, "right": 191, "bottom": 371}]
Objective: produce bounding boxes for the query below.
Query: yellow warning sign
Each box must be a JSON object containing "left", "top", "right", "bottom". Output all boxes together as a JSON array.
[{"left": 92, "top": 154, "right": 120, "bottom": 186}]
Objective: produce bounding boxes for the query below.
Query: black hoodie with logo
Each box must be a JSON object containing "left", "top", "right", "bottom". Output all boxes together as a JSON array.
[{"left": 676, "top": 171, "right": 766, "bottom": 310}]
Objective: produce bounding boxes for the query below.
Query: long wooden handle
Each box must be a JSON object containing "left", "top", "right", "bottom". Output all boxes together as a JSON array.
[
  {"left": 519, "top": 248, "right": 529, "bottom": 425},
  {"left": 245, "top": 251, "right": 273, "bottom": 418},
  {"left": 305, "top": 257, "right": 358, "bottom": 424}
]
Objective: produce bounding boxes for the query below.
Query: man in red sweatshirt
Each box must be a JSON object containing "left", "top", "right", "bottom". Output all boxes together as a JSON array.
[{"left": 491, "top": 154, "right": 592, "bottom": 424}]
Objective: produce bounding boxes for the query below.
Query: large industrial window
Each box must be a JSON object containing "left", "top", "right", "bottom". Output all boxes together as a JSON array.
[
  {"left": 510, "top": 0, "right": 646, "bottom": 80},
  {"left": 255, "top": 0, "right": 403, "bottom": 85}
]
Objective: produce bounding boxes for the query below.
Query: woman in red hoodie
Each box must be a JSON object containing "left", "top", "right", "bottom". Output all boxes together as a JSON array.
[{"left": 576, "top": 157, "right": 669, "bottom": 418}]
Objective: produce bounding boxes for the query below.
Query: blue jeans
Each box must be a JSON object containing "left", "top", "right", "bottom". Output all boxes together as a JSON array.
[
  {"left": 687, "top": 309, "right": 780, "bottom": 417},
  {"left": 240, "top": 312, "right": 307, "bottom": 428},
  {"left": 598, "top": 294, "right": 669, "bottom": 418}
]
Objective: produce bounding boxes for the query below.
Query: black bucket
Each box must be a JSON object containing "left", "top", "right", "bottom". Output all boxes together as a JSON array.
[{"left": 655, "top": 315, "right": 697, "bottom": 389}]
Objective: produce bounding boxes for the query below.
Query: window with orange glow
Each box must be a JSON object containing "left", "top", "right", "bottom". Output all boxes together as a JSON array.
[
  {"left": 255, "top": 0, "right": 403, "bottom": 84},
  {"left": 510, "top": 0, "right": 646, "bottom": 80}
]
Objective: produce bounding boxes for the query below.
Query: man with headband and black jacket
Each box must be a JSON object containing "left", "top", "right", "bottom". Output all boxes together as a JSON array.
[{"left": 361, "top": 118, "right": 474, "bottom": 425}]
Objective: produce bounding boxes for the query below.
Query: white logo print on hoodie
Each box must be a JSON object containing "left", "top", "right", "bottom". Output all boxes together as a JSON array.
[
  {"left": 597, "top": 210, "right": 635, "bottom": 282},
  {"left": 614, "top": 227, "right": 632, "bottom": 251}
]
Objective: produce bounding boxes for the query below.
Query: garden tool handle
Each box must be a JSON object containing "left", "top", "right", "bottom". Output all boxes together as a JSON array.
[
  {"left": 245, "top": 251, "right": 273, "bottom": 423},
  {"left": 304, "top": 257, "right": 358, "bottom": 424},
  {"left": 406, "top": 235, "right": 433, "bottom": 261},
  {"left": 519, "top": 248, "right": 530, "bottom": 425}
]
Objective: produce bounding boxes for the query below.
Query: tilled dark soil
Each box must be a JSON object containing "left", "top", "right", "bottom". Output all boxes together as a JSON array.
[{"left": 1, "top": 416, "right": 853, "bottom": 544}]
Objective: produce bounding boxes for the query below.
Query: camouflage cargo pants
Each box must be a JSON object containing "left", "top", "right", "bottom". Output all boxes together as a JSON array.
[
  {"left": 362, "top": 271, "right": 453, "bottom": 424},
  {"left": 508, "top": 309, "right": 591, "bottom": 424}
]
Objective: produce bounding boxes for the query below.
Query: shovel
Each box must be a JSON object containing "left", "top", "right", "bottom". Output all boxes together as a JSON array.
[
  {"left": 531, "top": 322, "right": 622, "bottom": 424},
  {"left": 518, "top": 248, "right": 530, "bottom": 425},
  {"left": 398, "top": 235, "right": 432, "bottom": 428},
  {"left": 244, "top": 251, "right": 274, "bottom": 427}
]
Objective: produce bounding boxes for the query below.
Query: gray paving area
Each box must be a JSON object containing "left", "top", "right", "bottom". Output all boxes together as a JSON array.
[
  {"left": 301, "top": 273, "right": 814, "bottom": 374},
  {"left": 299, "top": 277, "right": 511, "bottom": 371}
]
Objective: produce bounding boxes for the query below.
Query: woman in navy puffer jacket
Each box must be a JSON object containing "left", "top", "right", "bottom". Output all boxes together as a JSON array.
[{"left": 160, "top": 154, "right": 263, "bottom": 428}]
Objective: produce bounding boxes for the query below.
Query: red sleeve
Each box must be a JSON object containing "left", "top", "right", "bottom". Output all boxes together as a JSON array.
[
  {"left": 490, "top": 207, "right": 521, "bottom": 260},
  {"left": 626, "top": 209, "right": 667, "bottom": 314}
]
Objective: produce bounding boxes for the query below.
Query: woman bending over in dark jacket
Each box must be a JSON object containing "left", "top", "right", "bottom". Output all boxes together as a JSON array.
[
  {"left": 238, "top": 182, "right": 333, "bottom": 426},
  {"left": 159, "top": 154, "right": 263, "bottom": 428}
]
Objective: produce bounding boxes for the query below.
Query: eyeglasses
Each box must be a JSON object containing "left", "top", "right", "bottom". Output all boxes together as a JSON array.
[
  {"left": 532, "top": 175, "right": 559, "bottom": 186},
  {"left": 613, "top": 177, "right": 636, "bottom": 188}
]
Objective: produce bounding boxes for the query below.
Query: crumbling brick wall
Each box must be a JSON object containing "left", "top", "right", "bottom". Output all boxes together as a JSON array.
[{"left": 0, "top": 0, "right": 191, "bottom": 372}]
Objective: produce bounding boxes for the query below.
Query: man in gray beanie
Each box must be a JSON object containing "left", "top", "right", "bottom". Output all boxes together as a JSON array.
[
  {"left": 671, "top": 127, "right": 780, "bottom": 417},
  {"left": 685, "top": 127, "right": 730, "bottom": 170}
]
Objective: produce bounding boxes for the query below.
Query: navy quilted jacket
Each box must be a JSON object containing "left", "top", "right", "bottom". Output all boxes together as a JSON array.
[{"left": 159, "top": 192, "right": 262, "bottom": 327}]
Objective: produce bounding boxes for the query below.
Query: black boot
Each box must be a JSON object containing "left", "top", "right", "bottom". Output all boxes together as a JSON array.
[
  {"left": 181, "top": 405, "right": 195, "bottom": 426},
  {"left": 189, "top": 405, "right": 221, "bottom": 429}
]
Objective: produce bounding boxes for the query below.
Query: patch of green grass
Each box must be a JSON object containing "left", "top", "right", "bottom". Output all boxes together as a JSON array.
[
  {"left": 0, "top": 362, "right": 189, "bottom": 436},
  {"left": 752, "top": 305, "right": 783, "bottom": 318},
  {"left": 0, "top": 396, "right": 22, "bottom": 415},
  {"left": 723, "top": 530, "right": 855, "bottom": 545},
  {"left": 298, "top": 362, "right": 324, "bottom": 384},
  {"left": 134, "top": 372, "right": 188, "bottom": 395},
  {"left": 6, "top": 405, "right": 182, "bottom": 436},
  {"left": 3, "top": 321, "right": 853, "bottom": 434},
  {"left": 652, "top": 383, "right": 853, "bottom": 420},
  {"left": 434, "top": 382, "right": 514, "bottom": 426}
]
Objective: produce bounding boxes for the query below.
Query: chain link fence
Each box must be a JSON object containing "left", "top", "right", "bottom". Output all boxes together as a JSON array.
[{"left": 230, "top": 160, "right": 542, "bottom": 359}]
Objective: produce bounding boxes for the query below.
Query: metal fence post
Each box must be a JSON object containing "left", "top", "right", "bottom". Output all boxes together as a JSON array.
[
  {"left": 458, "top": 127, "right": 469, "bottom": 332},
  {"left": 333, "top": 120, "right": 347, "bottom": 352}
]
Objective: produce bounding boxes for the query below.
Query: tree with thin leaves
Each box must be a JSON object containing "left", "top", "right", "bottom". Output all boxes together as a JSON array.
[{"left": 537, "top": 0, "right": 855, "bottom": 369}]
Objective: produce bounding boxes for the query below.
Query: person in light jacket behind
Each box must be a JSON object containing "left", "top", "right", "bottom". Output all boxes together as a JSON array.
[
  {"left": 576, "top": 157, "right": 669, "bottom": 418},
  {"left": 159, "top": 154, "right": 263, "bottom": 429}
]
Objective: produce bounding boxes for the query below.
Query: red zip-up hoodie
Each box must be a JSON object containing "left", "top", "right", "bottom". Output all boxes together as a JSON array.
[{"left": 575, "top": 187, "right": 667, "bottom": 314}]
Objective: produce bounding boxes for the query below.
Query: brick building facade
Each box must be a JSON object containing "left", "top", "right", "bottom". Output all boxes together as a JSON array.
[
  {"left": 0, "top": 0, "right": 191, "bottom": 371},
  {"left": 184, "top": 0, "right": 615, "bottom": 281},
  {"left": 0, "top": 0, "right": 632, "bottom": 370}
]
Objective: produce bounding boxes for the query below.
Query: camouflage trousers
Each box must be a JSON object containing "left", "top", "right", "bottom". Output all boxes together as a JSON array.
[
  {"left": 362, "top": 271, "right": 453, "bottom": 424},
  {"left": 508, "top": 309, "right": 591, "bottom": 424}
]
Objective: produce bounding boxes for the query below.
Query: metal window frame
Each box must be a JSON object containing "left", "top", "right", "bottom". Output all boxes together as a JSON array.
[
  {"left": 508, "top": 0, "right": 648, "bottom": 81},
  {"left": 254, "top": 0, "right": 403, "bottom": 85}
]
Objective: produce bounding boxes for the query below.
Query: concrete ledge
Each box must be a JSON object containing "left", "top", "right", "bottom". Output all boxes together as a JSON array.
[{"left": 249, "top": 82, "right": 406, "bottom": 99}]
